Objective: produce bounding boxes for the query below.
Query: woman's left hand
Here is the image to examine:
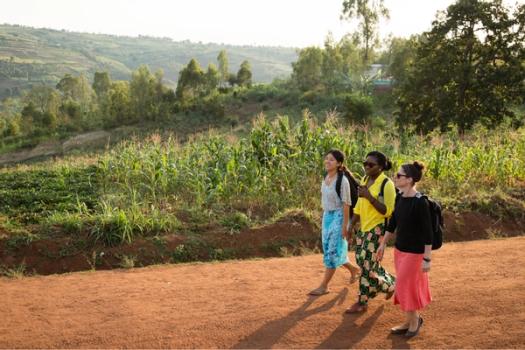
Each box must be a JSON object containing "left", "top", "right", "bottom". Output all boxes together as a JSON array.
[
  {"left": 358, "top": 185, "right": 369, "bottom": 198},
  {"left": 422, "top": 261, "right": 431, "bottom": 272}
]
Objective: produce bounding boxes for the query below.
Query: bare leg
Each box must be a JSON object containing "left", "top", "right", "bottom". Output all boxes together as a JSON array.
[
  {"left": 309, "top": 268, "right": 336, "bottom": 295},
  {"left": 342, "top": 262, "right": 360, "bottom": 274},
  {"left": 391, "top": 312, "right": 411, "bottom": 331},
  {"left": 407, "top": 311, "right": 420, "bottom": 331},
  {"left": 321, "top": 268, "right": 337, "bottom": 287}
]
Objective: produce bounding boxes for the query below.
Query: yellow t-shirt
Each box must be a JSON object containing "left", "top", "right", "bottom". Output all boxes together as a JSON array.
[{"left": 354, "top": 172, "right": 396, "bottom": 232}]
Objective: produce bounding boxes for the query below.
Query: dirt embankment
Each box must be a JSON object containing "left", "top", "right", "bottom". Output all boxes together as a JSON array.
[
  {"left": 1, "top": 236, "right": 524, "bottom": 348},
  {"left": 0, "top": 210, "right": 523, "bottom": 276}
]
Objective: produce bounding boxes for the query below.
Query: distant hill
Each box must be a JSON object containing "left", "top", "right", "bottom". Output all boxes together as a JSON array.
[{"left": 0, "top": 24, "right": 297, "bottom": 98}]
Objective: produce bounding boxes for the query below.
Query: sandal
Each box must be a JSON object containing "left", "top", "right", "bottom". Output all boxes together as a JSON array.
[
  {"left": 308, "top": 287, "right": 329, "bottom": 296},
  {"left": 345, "top": 302, "right": 368, "bottom": 314}
]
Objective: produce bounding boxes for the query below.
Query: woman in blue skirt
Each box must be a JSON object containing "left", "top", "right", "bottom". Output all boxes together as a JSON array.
[{"left": 309, "top": 149, "right": 360, "bottom": 296}]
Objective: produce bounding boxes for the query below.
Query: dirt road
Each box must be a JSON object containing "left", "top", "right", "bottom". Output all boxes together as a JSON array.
[{"left": 1, "top": 237, "right": 524, "bottom": 349}]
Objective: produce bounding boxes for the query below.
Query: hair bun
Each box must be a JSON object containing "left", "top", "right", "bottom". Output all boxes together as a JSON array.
[
  {"left": 413, "top": 161, "right": 425, "bottom": 171},
  {"left": 384, "top": 159, "right": 393, "bottom": 171}
]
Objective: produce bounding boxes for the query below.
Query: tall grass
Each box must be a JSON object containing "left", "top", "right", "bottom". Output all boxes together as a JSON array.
[
  {"left": 89, "top": 112, "right": 525, "bottom": 244},
  {"left": 3, "top": 111, "right": 525, "bottom": 245}
]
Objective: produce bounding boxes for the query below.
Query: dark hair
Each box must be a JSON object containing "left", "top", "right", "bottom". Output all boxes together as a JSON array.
[
  {"left": 366, "top": 151, "right": 392, "bottom": 171},
  {"left": 401, "top": 161, "right": 425, "bottom": 183},
  {"left": 326, "top": 149, "right": 358, "bottom": 183}
]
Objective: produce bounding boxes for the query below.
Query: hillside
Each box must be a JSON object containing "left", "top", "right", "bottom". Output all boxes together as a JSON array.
[
  {"left": 1, "top": 237, "right": 524, "bottom": 348},
  {"left": 0, "top": 24, "right": 297, "bottom": 98}
]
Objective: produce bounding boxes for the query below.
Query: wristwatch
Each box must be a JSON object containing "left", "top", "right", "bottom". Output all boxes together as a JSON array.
[{"left": 423, "top": 257, "right": 431, "bottom": 262}]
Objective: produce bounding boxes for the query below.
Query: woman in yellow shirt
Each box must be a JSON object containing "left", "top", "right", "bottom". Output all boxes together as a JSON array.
[{"left": 346, "top": 151, "right": 396, "bottom": 313}]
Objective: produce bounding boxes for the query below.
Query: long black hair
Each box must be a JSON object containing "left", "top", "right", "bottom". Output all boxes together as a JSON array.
[
  {"left": 326, "top": 149, "right": 359, "bottom": 207},
  {"left": 326, "top": 149, "right": 355, "bottom": 179}
]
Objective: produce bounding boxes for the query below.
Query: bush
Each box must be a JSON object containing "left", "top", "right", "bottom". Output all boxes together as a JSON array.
[
  {"left": 344, "top": 93, "right": 374, "bottom": 124},
  {"left": 220, "top": 212, "right": 250, "bottom": 232}
]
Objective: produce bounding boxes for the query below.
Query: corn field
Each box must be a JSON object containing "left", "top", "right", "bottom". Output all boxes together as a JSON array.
[
  {"left": 3, "top": 112, "right": 523, "bottom": 245},
  {"left": 68, "top": 112, "right": 523, "bottom": 244}
]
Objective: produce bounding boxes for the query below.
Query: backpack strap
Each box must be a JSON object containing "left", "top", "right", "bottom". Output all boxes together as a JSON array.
[{"left": 379, "top": 177, "right": 389, "bottom": 199}]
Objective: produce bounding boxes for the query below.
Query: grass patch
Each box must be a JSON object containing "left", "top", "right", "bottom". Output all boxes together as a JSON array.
[
  {"left": 220, "top": 212, "right": 250, "bottom": 233},
  {"left": 0, "top": 262, "right": 27, "bottom": 278},
  {"left": 119, "top": 255, "right": 137, "bottom": 269}
]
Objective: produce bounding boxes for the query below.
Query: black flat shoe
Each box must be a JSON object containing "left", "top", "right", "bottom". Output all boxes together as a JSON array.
[
  {"left": 405, "top": 317, "right": 423, "bottom": 338},
  {"left": 390, "top": 327, "right": 409, "bottom": 335}
]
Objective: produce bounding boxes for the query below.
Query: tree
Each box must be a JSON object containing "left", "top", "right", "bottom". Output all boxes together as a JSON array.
[
  {"left": 21, "top": 102, "right": 40, "bottom": 127},
  {"left": 56, "top": 74, "right": 94, "bottom": 104},
  {"left": 338, "top": 34, "right": 366, "bottom": 79},
  {"left": 227, "top": 73, "right": 238, "bottom": 87},
  {"left": 236, "top": 60, "right": 252, "bottom": 88},
  {"left": 205, "top": 64, "right": 220, "bottom": 93},
  {"left": 5, "top": 118, "right": 20, "bottom": 136},
  {"left": 93, "top": 72, "right": 112, "bottom": 97},
  {"left": 217, "top": 50, "right": 229, "bottom": 88},
  {"left": 42, "top": 111, "right": 58, "bottom": 130},
  {"left": 130, "top": 65, "right": 158, "bottom": 121},
  {"left": 382, "top": 36, "right": 418, "bottom": 86},
  {"left": 341, "top": 0, "right": 389, "bottom": 64},
  {"left": 321, "top": 33, "right": 345, "bottom": 92},
  {"left": 176, "top": 59, "right": 206, "bottom": 101},
  {"left": 106, "top": 81, "right": 132, "bottom": 126},
  {"left": 291, "top": 47, "right": 324, "bottom": 91},
  {"left": 0, "top": 98, "right": 19, "bottom": 118},
  {"left": 396, "top": 0, "right": 525, "bottom": 132},
  {"left": 24, "top": 86, "right": 60, "bottom": 116},
  {"left": 153, "top": 69, "right": 176, "bottom": 119}
]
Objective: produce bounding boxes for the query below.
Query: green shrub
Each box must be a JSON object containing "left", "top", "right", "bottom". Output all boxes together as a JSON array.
[
  {"left": 220, "top": 212, "right": 250, "bottom": 232},
  {"left": 344, "top": 93, "right": 374, "bottom": 124}
]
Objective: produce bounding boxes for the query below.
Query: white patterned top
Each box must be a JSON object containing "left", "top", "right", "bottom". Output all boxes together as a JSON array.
[{"left": 321, "top": 175, "right": 352, "bottom": 211}]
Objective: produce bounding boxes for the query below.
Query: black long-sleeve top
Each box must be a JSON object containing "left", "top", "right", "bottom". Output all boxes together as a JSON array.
[{"left": 386, "top": 195, "right": 433, "bottom": 254}]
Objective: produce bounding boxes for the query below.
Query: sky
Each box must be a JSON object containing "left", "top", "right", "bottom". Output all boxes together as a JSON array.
[{"left": 0, "top": 0, "right": 520, "bottom": 47}]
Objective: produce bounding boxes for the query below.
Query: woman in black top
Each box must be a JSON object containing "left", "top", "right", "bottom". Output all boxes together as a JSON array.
[{"left": 376, "top": 161, "right": 433, "bottom": 338}]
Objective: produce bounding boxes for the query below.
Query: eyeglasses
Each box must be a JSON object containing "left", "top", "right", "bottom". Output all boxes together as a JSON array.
[
  {"left": 395, "top": 173, "right": 408, "bottom": 179},
  {"left": 362, "top": 161, "right": 378, "bottom": 168}
]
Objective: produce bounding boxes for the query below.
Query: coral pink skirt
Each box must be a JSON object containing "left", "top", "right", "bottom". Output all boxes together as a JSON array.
[{"left": 393, "top": 248, "right": 432, "bottom": 311}]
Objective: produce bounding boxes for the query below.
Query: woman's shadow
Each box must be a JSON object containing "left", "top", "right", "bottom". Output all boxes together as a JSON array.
[
  {"left": 315, "top": 305, "right": 386, "bottom": 349},
  {"left": 232, "top": 288, "right": 349, "bottom": 349},
  {"left": 316, "top": 305, "right": 412, "bottom": 349}
]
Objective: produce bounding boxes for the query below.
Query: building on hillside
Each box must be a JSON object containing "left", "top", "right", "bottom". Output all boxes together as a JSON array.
[{"left": 366, "top": 64, "right": 393, "bottom": 94}]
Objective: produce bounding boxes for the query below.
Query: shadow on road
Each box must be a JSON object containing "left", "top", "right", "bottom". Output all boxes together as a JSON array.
[
  {"left": 387, "top": 332, "right": 412, "bottom": 349},
  {"left": 232, "top": 288, "right": 349, "bottom": 349},
  {"left": 315, "top": 305, "right": 386, "bottom": 349}
]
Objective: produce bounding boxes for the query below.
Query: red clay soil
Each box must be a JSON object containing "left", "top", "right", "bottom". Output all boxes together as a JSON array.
[
  {"left": 1, "top": 210, "right": 523, "bottom": 276},
  {"left": 0, "top": 214, "right": 319, "bottom": 275},
  {"left": 1, "top": 236, "right": 524, "bottom": 349}
]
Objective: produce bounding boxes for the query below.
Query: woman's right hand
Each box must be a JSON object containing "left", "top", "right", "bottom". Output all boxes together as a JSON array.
[{"left": 376, "top": 244, "right": 385, "bottom": 262}]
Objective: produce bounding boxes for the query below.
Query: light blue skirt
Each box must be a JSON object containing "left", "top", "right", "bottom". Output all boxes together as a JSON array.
[{"left": 322, "top": 209, "right": 349, "bottom": 269}]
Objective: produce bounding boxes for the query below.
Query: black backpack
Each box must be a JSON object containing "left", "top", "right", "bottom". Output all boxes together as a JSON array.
[
  {"left": 416, "top": 193, "right": 444, "bottom": 250},
  {"left": 335, "top": 171, "right": 359, "bottom": 209}
]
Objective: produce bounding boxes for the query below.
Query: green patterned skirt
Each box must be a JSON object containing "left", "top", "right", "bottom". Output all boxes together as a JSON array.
[{"left": 354, "top": 223, "right": 396, "bottom": 305}]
